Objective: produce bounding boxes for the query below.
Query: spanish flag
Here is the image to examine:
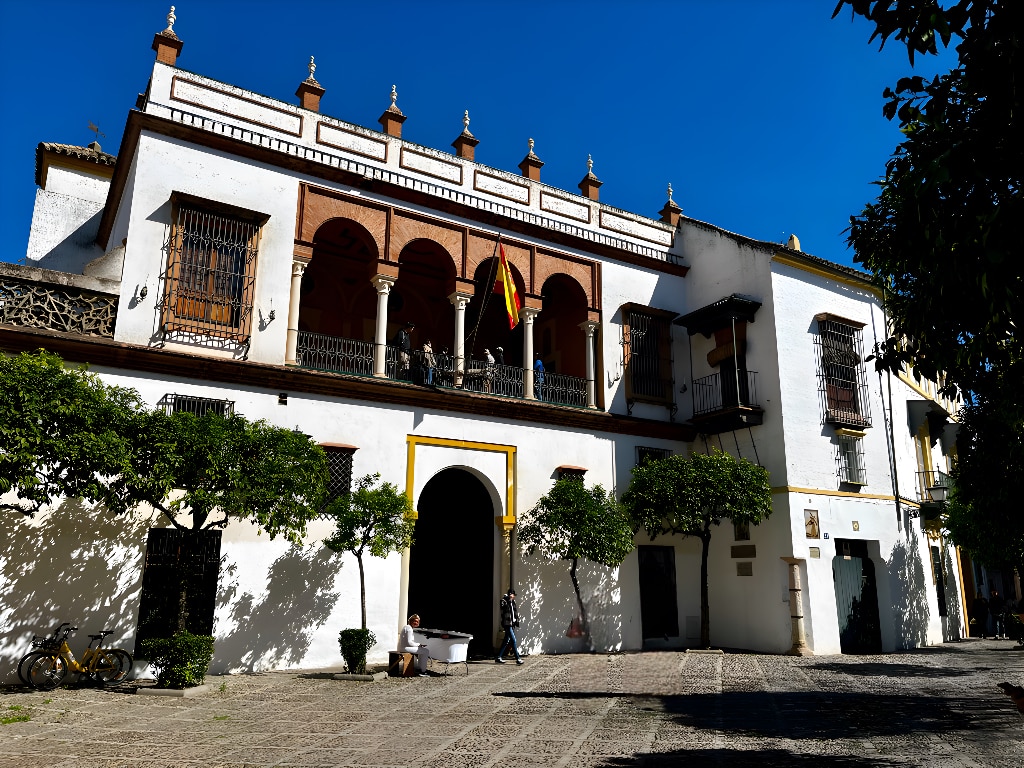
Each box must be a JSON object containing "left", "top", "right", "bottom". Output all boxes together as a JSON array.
[{"left": 495, "top": 242, "right": 521, "bottom": 329}]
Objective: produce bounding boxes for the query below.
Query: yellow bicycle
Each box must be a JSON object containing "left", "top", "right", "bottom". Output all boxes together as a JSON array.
[{"left": 20, "top": 623, "right": 133, "bottom": 690}]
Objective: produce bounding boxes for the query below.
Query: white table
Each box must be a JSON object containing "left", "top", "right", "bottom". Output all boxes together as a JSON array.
[{"left": 413, "top": 628, "right": 473, "bottom": 675}]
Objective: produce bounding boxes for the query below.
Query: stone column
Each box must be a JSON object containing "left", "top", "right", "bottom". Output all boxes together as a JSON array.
[
  {"left": 449, "top": 290, "right": 473, "bottom": 383},
  {"left": 285, "top": 260, "right": 307, "bottom": 365},
  {"left": 579, "top": 320, "right": 599, "bottom": 409},
  {"left": 521, "top": 307, "right": 540, "bottom": 399},
  {"left": 372, "top": 275, "right": 396, "bottom": 378},
  {"left": 781, "top": 557, "right": 813, "bottom": 656}
]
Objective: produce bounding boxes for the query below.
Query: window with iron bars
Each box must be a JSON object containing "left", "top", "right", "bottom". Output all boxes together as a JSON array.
[
  {"left": 814, "top": 314, "right": 872, "bottom": 428},
  {"left": 636, "top": 446, "right": 671, "bottom": 467},
  {"left": 621, "top": 305, "right": 674, "bottom": 405},
  {"left": 158, "top": 393, "right": 235, "bottom": 417},
  {"left": 162, "top": 195, "right": 265, "bottom": 343},
  {"left": 318, "top": 446, "right": 356, "bottom": 517},
  {"left": 836, "top": 434, "right": 867, "bottom": 486}
]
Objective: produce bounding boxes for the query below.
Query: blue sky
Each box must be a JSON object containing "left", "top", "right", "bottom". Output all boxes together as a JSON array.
[{"left": 0, "top": 1, "right": 957, "bottom": 268}]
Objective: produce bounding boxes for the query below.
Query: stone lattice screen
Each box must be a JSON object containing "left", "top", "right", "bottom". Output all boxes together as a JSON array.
[{"left": 0, "top": 277, "right": 117, "bottom": 337}]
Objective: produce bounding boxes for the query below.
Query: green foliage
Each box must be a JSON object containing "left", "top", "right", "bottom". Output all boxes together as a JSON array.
[
  {"left": 836, "top": 0, "right": 1023, "bottom": 571},
  {"left": 323, "top": 474, "right": 415, "bottom": 629},
  {"left": 520, "top": 478, "right": 634, "bottom": 568},
  {"left": 520, "top": 477, "right": 634, "bottom": 642},
  {"left": 942, "top": 365, "right": 1024, "bottom": 571},
  {"left": 0, "top": 350, "right": 145, "bottom": 517},
  {"left": 338, "top": 628, "right": 376, "bottom": 675},
  {"left": 623, "top": 450, "right": 772, "bottom": 540},
  {"left": 622, "top": 450, "right": 772, "bottom": 648},
  {"left": 129, "top": 410, "right": 328, "bottom": 541},
  {"left": 139, "top": 630, "right": 215, "bottom": 689}
]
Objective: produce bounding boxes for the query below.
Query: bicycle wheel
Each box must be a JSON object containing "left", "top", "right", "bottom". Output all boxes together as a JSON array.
[
  {"left": 92, "top": 649, "right": 133, "bottom": 684},
  {"left": 26, "top": 653, "right": 67, "bottom": 690},
  {"left": 18, "top": 651, "right": 51, "bottom": 685}
]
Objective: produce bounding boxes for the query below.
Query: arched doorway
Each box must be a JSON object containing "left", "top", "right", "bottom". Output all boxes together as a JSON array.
[{"left": 408, "top": 468, "right": 499, "bottom": 657}]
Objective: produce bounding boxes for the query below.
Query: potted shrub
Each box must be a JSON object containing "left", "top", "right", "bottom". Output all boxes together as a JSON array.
[
  {"left": 139, "top": 630, "right": 215, "bottom": 689},
  {"left": 338, "top": 628, "right": 376, "bottom": 675}
]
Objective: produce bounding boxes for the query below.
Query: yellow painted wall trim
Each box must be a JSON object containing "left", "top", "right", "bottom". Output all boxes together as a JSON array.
[
  {"left": 773, "top": 485, "right": 899, "bottom": 502},
  {"left": 771, "top": 252, "right": 881, "bottom": 299},
  {"left": 405, "top": 435, "right": 517, "bottom": 523},
  {"left": 897, "top": 371, "right": 959, "bottom": 417}
]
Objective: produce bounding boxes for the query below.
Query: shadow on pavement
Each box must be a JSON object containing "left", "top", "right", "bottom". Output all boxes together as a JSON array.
[
  {"left": 803, "top": 661, "right": 972, "bottom": 678},
  {"left": 494, "top": 689, "right": 1014, "bottom": 739},
  {"left": 596, "top": 748, "right": 903, "bottom": 767}
]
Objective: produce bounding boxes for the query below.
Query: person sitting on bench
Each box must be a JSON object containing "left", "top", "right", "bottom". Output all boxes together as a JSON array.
[{"left": 399, "top": 614, "right": 430, "bottom": 676}]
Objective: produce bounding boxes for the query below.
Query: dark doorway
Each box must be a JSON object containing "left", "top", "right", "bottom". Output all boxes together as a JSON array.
[
  {"left": 135, "top": 528, "right": 221, "bottom": 655},
  {"left": 638, "top": 545, "right": 680, "bottom": 642},
  {"left": 408, "top": 468, "right": 496, "bottom": 657},
  {"left": 832, "top": 539, "right": 882, "bottom": 654}
]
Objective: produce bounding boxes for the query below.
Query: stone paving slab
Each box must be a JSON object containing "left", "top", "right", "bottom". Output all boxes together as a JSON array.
[{"left": 1, "top": 640, "right": 1022, "bottom": 767}]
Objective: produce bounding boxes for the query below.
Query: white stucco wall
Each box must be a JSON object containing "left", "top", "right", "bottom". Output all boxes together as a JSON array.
[{"left": 25, "top": 163, "right": 111, "bottom": 271}]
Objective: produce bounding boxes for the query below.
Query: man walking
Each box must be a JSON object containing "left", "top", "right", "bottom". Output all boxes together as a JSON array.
[
  {"left": 496, "top": 588, "right": 524, "bottom": 664},
  {"left": 990, "top": 589, "right": 1006, "bottom": 639}
]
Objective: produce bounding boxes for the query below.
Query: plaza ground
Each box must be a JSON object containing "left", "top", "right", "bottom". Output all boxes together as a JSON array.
[{"left": 1, "top": 640, "right": 1022, "bottom": 767}]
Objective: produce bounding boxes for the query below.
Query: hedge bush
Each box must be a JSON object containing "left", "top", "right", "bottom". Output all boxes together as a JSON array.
[
  {"left": 139, "top": 630, "right": 215, "bottom": 689},
  {"left": 338, "top": 628, "right": 375, "bottom": 675}
]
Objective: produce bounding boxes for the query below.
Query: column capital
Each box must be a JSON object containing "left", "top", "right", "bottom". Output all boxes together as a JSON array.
[
  {"left": 520, "top": 306, "right": 541, "bottom": 322},
  {"left": 372, "top": 274, "right": 397, "bottom": 293},
  {"left": 578, "top": 319, "right": 600, "bottom": 336},
  {"left": 448, "top": 290, "right": 473, "bottom": 309},
  {"left": 291, "top": 261, "right": 307, "bottom": 278}
]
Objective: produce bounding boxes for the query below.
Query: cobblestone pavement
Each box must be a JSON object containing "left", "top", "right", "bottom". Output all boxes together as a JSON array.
[{"left": 1, "top": 640, "right": 1022, "bottom": 768}]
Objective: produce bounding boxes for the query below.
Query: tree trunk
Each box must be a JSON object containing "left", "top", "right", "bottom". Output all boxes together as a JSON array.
[
  {"left": 570, "top": 557, "right": 589, "bottom": 643},
  {"left": 357, "top": 553, "right": 367, "bottom": 631},
  {"left": 700, "top": 529, "right": 711, "bottom": 648}
]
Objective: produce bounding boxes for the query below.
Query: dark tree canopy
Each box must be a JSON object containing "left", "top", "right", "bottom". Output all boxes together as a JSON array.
[{"left": 836, "top": 0, "right": 1024, "bottom": 569}]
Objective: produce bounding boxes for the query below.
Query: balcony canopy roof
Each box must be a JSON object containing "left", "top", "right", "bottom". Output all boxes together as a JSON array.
[{"left": 674, "top": 294, "right": 762, "bottom": 337}]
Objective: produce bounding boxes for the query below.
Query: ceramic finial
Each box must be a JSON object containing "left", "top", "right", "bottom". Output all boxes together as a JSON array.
[
  {"left": 667, "top": 183, "right": 674, "bottom": 202},
  {"left": 463, "top": 110, "right": 471, "bottom": 131},
  {"left": 528, "top": 138, "right": 535, "bottom": 153},
  {"left": 308, "top": 56, "right": 316, "bottom": 80},
  {"left": 587, "top": 154, "right": 594, "bottom": 174},
  {"left": 390, "top": 84, "right": 397, "bottom": 106},
  {"left": 165, "top": 6, "right": 176, "bottom": 33}
]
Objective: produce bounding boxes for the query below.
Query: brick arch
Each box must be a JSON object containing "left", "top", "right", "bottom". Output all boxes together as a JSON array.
[
  {"left": 534, "top": 252, "right": 596, "bottom": 309},
  {"left": 390, "top": 214, "right": 461, "bottom": 274},
  {"left": 467, "top": 233, "right": 530, "bottom": 285},
  {"left": 298, "top": 186, "right": 386, "bottom": 258}
]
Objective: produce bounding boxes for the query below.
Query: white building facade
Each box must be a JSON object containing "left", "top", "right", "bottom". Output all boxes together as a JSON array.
[{"left": 0, "top": 17, "right": 966, "bottom": 682}]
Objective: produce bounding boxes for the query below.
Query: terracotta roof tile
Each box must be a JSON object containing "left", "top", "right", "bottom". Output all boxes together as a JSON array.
[{"left": 35, "top": 142, "right": 117, "bottom": 186}]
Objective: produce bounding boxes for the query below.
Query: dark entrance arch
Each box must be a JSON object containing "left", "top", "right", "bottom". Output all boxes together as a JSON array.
[
  {"left": 833, "top": 539, "right": 883, "bottom": 653},
  {"left": 408, "top": 468, "right": 497, "bottom": 657}
]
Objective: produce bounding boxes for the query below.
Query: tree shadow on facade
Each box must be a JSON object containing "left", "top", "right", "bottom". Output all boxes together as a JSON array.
[
  {"left": 212, "top": 544, "right": 341, "bottom": 673},
  {"left": 887, "top": 535, "right": 932, "bottom": 649},
  {"left": 0, "top": 501, "right": 156, "bottom": 684}
]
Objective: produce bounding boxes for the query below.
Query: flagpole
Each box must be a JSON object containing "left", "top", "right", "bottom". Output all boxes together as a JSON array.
[{"left": 465, "top": 235, "right": 501, "bottom": 361}]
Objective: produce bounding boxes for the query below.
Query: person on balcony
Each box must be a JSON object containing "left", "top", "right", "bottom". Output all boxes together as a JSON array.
[
  {"left": 483, "top": 349, "right": 495, "bottom": 393},
  {"left": 422, "top": 340, "right": 436, "bottom": 385},
  {"left": 534, "top": 355, "right": 546, "bottom": 401},
  {"left": 494, "top": 347, "right": 505, "bottom": 394},
  {"left": 392, "top": 321, "right": 415, "bottom": 379}
]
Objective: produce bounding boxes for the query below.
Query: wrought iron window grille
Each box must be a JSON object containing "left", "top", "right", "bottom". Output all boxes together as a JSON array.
[
  {"left": 621, "top": 306, "right": 676, "bottom": 418},
  {"left": 814, "top": 316, "right": 872, "bottom": 428},
  {"left": 318, "top": 446, "right": 356, "bottom": 517},
  {"left": 159, "top": 393, "right": 236, "bottom": 417},
  {"left": 636, "top": 446, "right": 671, "bottom": 466},
  {"left": 836, "top": 434, "right": 867, "bottom": 486}
]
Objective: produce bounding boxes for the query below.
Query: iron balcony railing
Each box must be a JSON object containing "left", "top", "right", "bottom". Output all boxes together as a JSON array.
[
  {"left": 296, "top": 332, "right": 374, "bottom": 376},
  {"left": 293, "top": 331, "right": 587, "bottom": 406},
  {"left": 692, "top": 370, "right": 759, "bottom": 416}
]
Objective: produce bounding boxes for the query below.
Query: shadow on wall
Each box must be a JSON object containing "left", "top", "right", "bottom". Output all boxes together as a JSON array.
[
  {"left": 941, "top": 543, "right": 965, "bottom": 641},
  {"left": 0, "top": 500, "right": 156, "bottom": 685},
  {"left": 212, "top": 544, "right": 342, "bottom": 673},
  {"left": 518, "top": 553, "right": 624, "bottom": 654},
  {"left": 887, "top": 534, "right": 931, "bottom": 650}
]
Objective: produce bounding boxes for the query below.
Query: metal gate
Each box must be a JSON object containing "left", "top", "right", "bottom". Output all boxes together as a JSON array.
[
  {"left": 135, "top": 528, "right": 222, "bottom": 654},
  {"left": 832, "top": 539, "right": 882, "bottom": 653}
]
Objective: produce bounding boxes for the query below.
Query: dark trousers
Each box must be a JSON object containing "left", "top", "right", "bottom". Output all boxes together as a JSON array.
[{"left": 498, "top": 626, "right": 520, "bottom": 660}]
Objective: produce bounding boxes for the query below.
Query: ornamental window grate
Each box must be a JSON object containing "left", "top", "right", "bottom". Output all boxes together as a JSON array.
[
  {"left": 636, "top": 446, "right": 671, "bottom": 466},
  {"left": 814, "top": 315, "right": 872, "bottom": 428},
  {"left": 318, "top": 446, "right": 356, "bottom": 517},
  {"left": 161, "top": 201, "right": 262, "bottom": 345},
  {"left": 836, "top": 435, "right": 867, "bottom": 486},
  {"left": 159, "top": 393, "right": 235, "bottom": 417}
]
